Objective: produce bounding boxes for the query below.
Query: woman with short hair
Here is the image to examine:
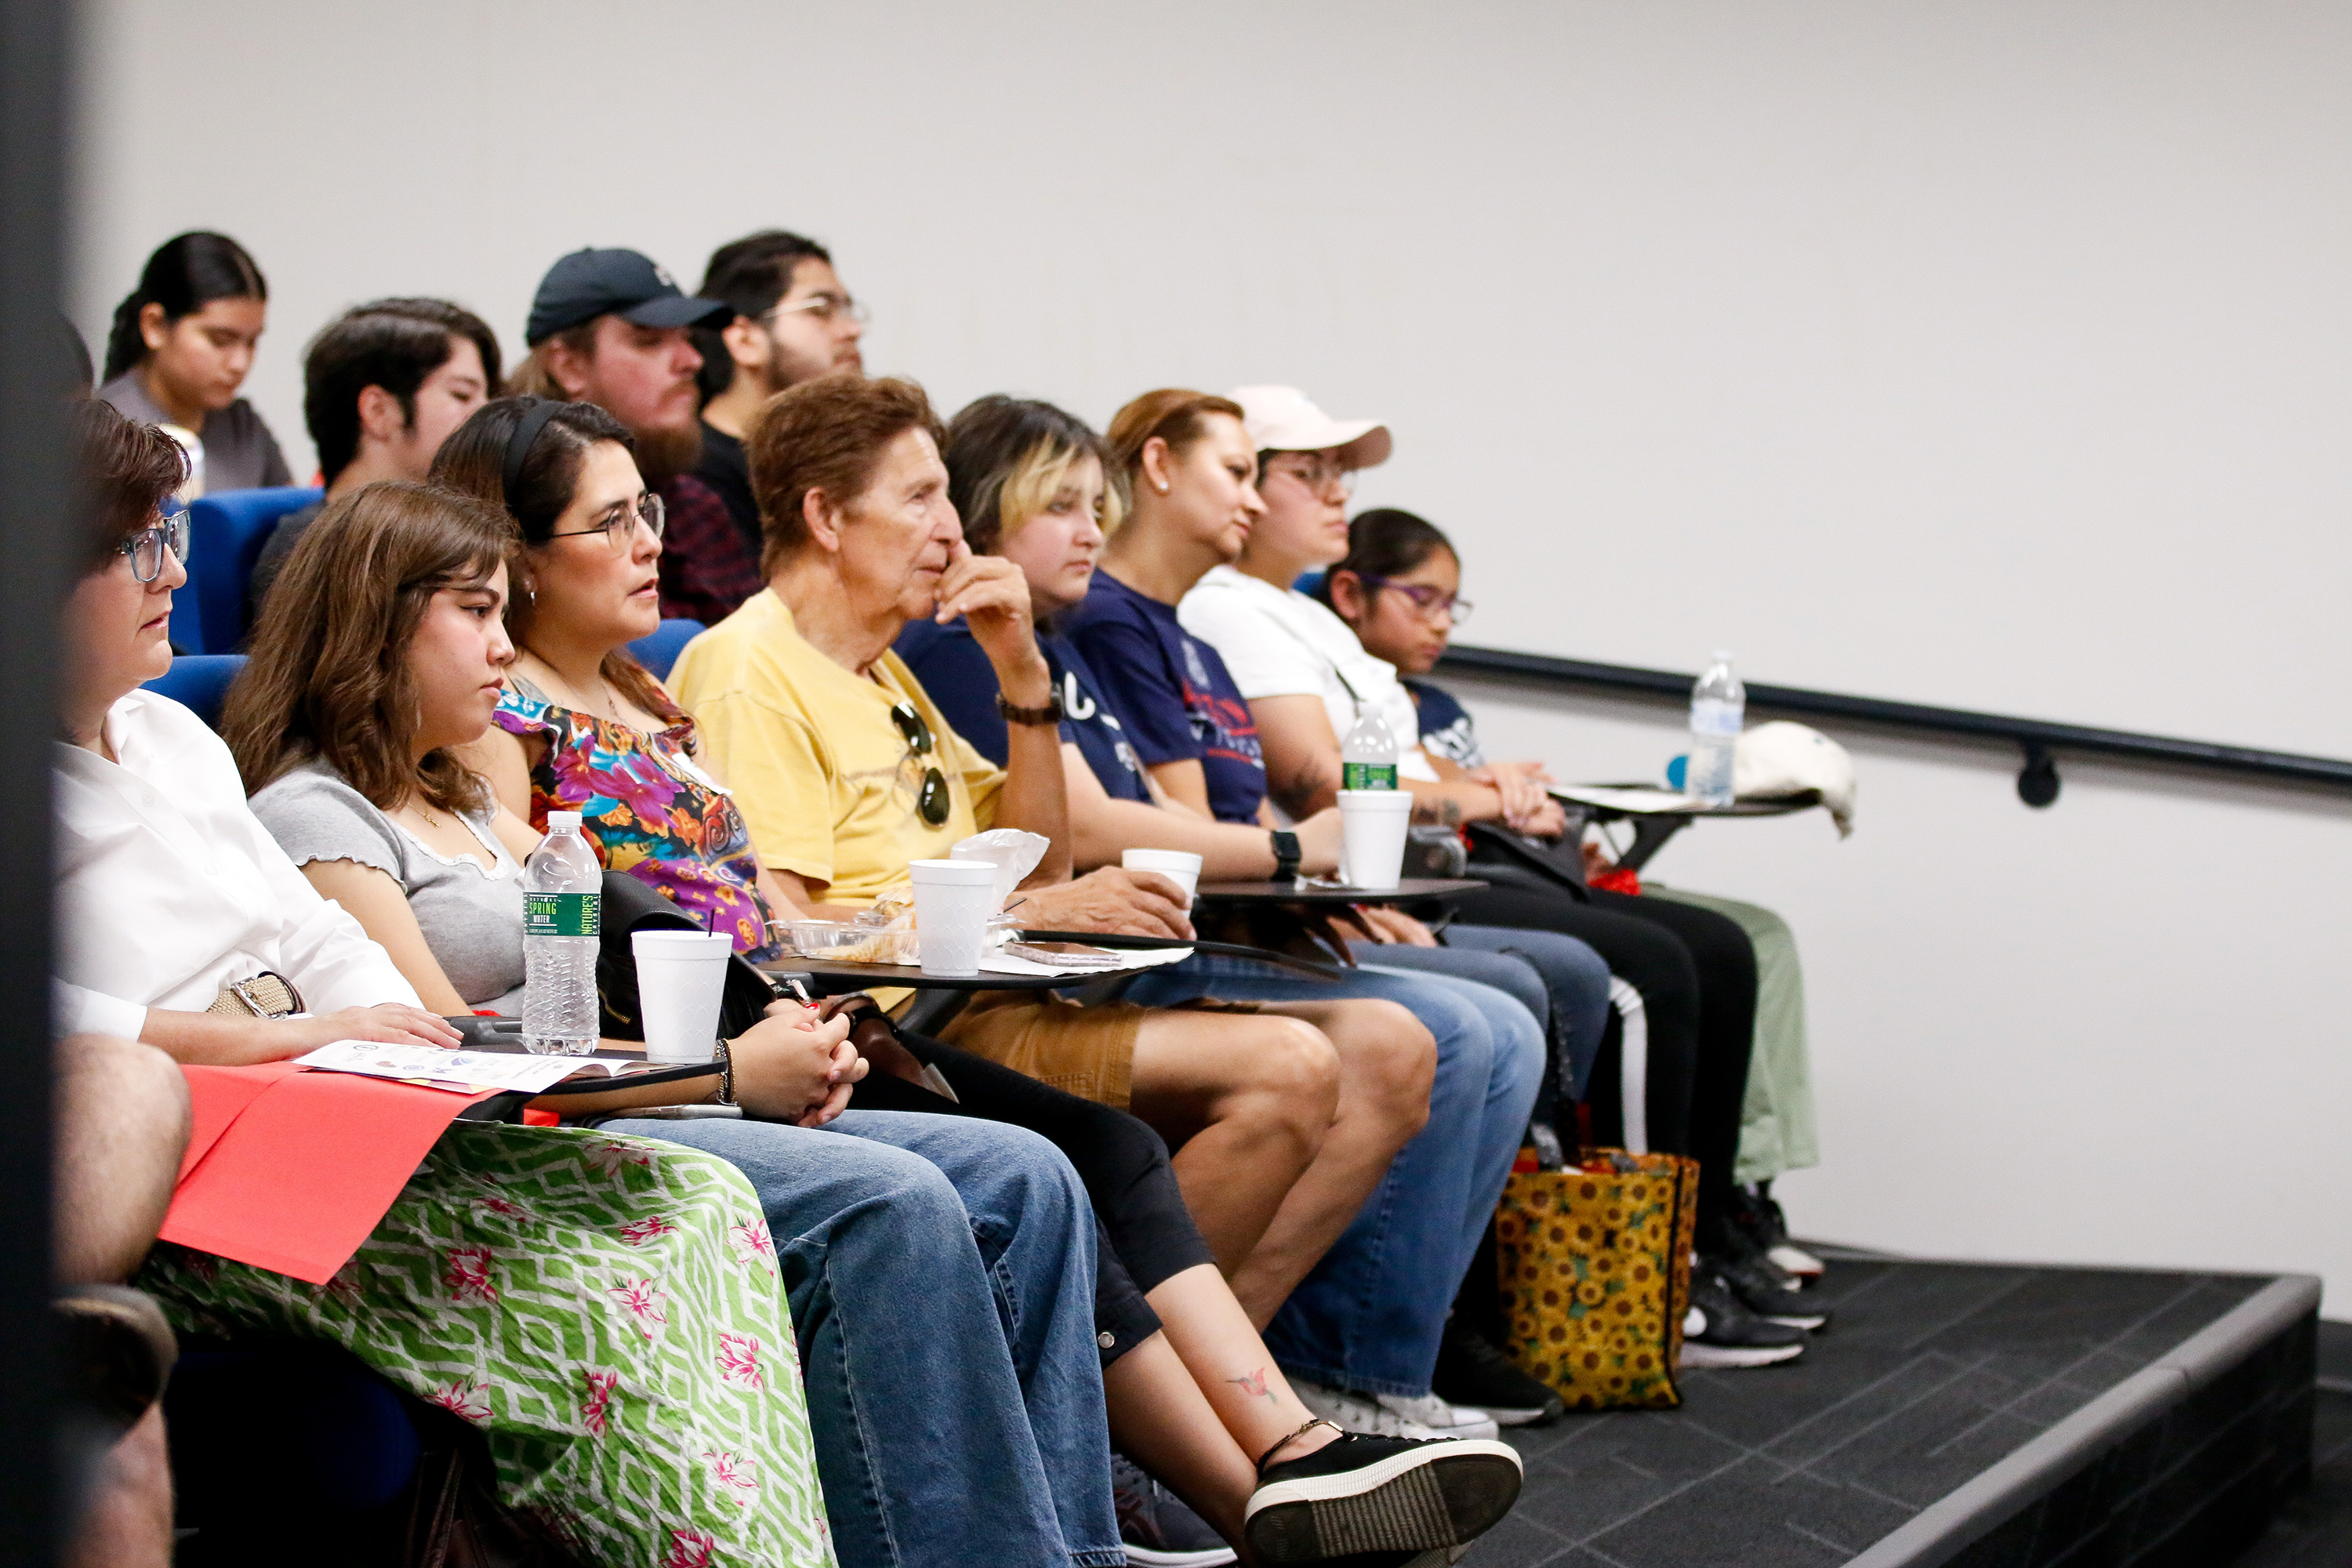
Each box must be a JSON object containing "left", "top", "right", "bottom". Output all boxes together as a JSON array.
[
  {"left": 54, "top": 399, "right": 837, "bottom": 1564},
  {"left": 97, "top": 232, "right": 289, "bottom": 492}
]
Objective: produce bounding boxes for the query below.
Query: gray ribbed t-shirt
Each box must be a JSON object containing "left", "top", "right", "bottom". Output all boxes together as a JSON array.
[{"left": 249, "top": 763, "right": 525, "bottom": 1010}]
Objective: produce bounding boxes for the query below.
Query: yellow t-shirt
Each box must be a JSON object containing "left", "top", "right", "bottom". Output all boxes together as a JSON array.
[{"left": 670, "top": 590, "right": 1006, "bottom": 908}]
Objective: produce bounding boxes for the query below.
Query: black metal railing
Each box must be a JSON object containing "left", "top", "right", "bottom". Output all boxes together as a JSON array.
[{"left": 1434, "top": 644, "right": 2352, "bottom": 807}]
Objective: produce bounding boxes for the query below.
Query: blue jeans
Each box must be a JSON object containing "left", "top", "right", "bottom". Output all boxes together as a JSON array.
[
  {"left": 607, "top": 1111, "right": 1122, "bottom": 1568},
  {"left": 1124, "top": 952, "right": 1543, "bottom": 1396},
  {"left": 1353, "top": 924, "right": 1615, "bottom": 1103}
]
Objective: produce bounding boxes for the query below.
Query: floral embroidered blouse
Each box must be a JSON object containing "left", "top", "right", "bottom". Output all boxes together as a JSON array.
[{"left": 493, "top": 675, "right": 780, "bottom": 958}]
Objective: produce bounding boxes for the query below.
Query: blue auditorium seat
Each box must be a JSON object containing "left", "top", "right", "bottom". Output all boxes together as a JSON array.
[
  {"left": 628, "top": 617, "right": 706, "bottom": 681},
  {"left": 185, "top": 486, "right": 323, "bottom": 654},
  {"left": 166, "top": 1345, "right": 423, "bottom": 1551},
  {"left": 1294, "top": 568, "right": 1326, "bottom": 595},
  {"left": 143, "top": 655, "right": 246, "bottom": 731}
]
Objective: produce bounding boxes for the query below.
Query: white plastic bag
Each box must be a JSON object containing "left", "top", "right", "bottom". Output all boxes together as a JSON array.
[{"left": 949, "top": 829, "right": 1050, "bottom": 906}]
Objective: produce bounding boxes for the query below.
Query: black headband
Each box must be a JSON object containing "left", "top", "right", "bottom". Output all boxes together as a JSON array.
[{"left": 501, "top": 397, "right": 565, "bottom": 512}]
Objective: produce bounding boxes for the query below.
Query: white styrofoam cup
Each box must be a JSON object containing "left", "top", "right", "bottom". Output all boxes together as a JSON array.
[
  {"left": 630, "top": 929, "right": 733, "bottom": 1062},
  {"left": 909, "top": 858, "right": 997, "bottom": 977}
]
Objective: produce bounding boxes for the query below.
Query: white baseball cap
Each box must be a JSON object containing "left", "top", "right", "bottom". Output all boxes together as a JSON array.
[{"left": 1229, "top": 385, "right": 1392, "bottom": 470}]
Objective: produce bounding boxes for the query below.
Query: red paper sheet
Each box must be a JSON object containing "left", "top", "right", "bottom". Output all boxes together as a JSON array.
[
  {"left": 175, "top": 1062, "right": 303, "bottom": 1182},
  {"left": 162, "top": 1065, "right": 496, "bottom": 1285}
]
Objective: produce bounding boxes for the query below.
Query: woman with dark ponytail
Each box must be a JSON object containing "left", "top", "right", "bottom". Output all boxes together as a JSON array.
[{"left": 97, "top": 231, "right": 291, "bottom": 492}]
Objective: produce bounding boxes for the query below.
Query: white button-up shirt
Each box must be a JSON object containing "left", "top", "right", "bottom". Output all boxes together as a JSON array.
[{"left": 53, "top": 689, "right": 419, "bottom": 1040}]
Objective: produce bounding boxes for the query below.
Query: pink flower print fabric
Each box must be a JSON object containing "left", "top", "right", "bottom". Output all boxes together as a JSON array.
[
  {"left": 619, "top": 1214, "right": 680, "bottom": 1247},
  {"left": 139, "top": 1121, "right": 831, "bottom": 1565},
  {"left": 717, "top": 1332, "right": 766, "bottom": 1391}
]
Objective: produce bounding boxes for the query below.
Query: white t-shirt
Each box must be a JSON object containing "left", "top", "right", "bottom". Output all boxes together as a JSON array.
[
  {"left": 1177, "top": 565, "right": 1440, "bottom": 782},
  {"left": 53, "top": 689, "right": 421, "bottom": 1040}
]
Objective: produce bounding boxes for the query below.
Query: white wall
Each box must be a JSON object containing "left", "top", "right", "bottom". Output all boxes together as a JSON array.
[{"left": 73, "top": 2, "right": 2351, "bottom": 1307}]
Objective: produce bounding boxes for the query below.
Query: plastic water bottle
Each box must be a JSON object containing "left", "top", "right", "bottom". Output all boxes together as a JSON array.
[
  {"left": 1688, "top": 652, "right": 1744, "bottom": 807},
  {"left": 1341, "top": 704, "right": 1399, "bottom": 790},
  {"left": 521, "top": 811, "right": 602, "bottom": 1054}
]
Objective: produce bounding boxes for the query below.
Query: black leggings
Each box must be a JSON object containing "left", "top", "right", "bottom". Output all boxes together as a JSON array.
[
  {"left": 1452, "top": 881, "right": 1758, "bottom": 1229},
  {"left": 853, "top": 1030, "right": 1218, "bottom": 1366}
]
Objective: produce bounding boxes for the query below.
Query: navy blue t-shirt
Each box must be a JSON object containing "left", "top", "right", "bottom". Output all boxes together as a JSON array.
[
  {"left": 1406, "top": 678, "right": 1486, "bottom": 768},
  {"left": 894, "top": 618, "right": 1152, "bottom": 803},
  {"left": 1060, "top": 572, "right": 1267, "bottom": 824}
]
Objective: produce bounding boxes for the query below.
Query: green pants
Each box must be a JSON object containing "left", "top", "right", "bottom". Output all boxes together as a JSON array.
[{"left": 1644, "top": 884, "right": 1818, "bottom": 1184}]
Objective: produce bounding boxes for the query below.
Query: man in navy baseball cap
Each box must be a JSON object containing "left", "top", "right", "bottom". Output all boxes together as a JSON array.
[
  {"left": 510, "top": 248, "right": 751, "bottom": 619},
  {"left": 523, "top": 248, "right": 731, "bottom": 347}
]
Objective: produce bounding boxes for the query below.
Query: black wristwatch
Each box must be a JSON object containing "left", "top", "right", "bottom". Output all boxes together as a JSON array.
[
  {"left": 997, "top": 691, "right": 1066, "bottom": 728},
  {"left": 1269, "top": 829, "right": 1301, "bottom": 881}
]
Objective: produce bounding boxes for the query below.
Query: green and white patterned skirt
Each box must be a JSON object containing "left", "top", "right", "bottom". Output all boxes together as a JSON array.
[{"left": 143, "top": 1120, "right": 835, "bottom": 1567}]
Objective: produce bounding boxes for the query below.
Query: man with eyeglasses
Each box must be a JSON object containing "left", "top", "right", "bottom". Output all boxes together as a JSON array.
[
  {"left": 692, "top": 230, "right": 869, "bottom": 577},
  {"left": 507, "top": 247, "right": 753, "bottom": 624}
]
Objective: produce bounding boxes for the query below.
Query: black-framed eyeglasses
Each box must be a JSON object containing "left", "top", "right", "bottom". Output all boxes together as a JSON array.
[
  {"left": 1265, "top": 456, "right": 1357, "bottom": 500},
  {"left": 547, "top": 492, "right": 666, "bottom": 550},
  {"left": 762, "top": 293, "right": 870, "bottom": 328},
  {"left": 890, "top": 700, "right": 951, "bottom": 828},
  {"left": 119, "top": 510, "right": 191, "bottom": 584},
  {"left": 1360, "top": 575, "right": 1472, "bottom": 626}
]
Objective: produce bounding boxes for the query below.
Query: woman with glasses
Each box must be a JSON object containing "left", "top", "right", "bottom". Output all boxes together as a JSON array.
[
  {"left": 53, "top": 399, "right": 841, "bottom": 1566},
  {"left": 430, "top": 397, "right": 789, "bottom": 956},
  {"left": 1326, "top": 506, "right": 1830, "bottom": 1286}
]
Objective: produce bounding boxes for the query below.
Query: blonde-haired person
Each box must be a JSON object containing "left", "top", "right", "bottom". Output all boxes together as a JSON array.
[
  {"left": 56, "top": 403, "right": 839, "bottom": 1563},
  {"left": 1015, "top": 390, "right": 1581, "bottom": 1430}
]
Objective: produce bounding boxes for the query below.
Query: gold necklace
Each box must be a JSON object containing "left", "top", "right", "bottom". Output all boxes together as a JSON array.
[{"left": 526, "top": 651, "right": 623, "bottom": 724}]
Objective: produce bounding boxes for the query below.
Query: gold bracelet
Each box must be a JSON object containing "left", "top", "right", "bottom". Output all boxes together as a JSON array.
[{"left": 715, "top": 1036, "right": 737, "bottom": 1105}]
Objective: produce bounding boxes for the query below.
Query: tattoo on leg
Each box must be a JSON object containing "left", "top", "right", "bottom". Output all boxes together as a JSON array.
[{"left": 1227, "top": 1367, "right": 1277, "bottom": 1402}]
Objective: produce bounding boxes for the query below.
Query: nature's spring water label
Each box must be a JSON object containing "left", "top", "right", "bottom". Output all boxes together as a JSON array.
[
  {"left": 1341, "top": 761, "right": 1399, "bottom": 790},
  {"left": 524, "top": 891, "right": 601, "bottom": 938}
]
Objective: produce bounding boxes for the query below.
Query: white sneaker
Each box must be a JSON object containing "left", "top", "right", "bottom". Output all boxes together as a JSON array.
[
  {"left": 1290, "top": 1377, "right": 1448, "bottom": 1439},
  {"left": 1770, "top": 1241, "right": 1827, "bottom": 1280},
  {"left": 1374, "top": 1392, "right": 1501, "bottom": 1443}
]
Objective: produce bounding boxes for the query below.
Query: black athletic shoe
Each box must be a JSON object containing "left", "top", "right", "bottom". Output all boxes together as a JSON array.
[
  {"left": 1730, "top": 1182, "right": 1825, "bottom": 1281},
  {"left": 1432, "top": 1318, "right": 1563, "bottom": 1427},
  {"left": 1245, "top": 1431, "right": 1522, "bottom": 1564},
  {"left": 1679, "top": 1271, "right": 1808, "bottom": 1369},
  {"left": 1702, "top": 1218, "right": 1828, "bottom": 1330},
  {"left": 1112, "top": 1453, "right": 1237, "bottom": 1565},
  {"left": 1708, "top": 1247, "right": 1829, "bottom": 1330}
]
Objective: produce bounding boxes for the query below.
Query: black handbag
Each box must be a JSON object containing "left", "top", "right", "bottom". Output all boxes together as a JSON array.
[{"left": 1463, "top": 818, "right": 1593, "bottom": 901}]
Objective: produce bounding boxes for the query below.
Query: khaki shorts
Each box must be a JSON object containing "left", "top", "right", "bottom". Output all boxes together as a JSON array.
[{"left": 935, "top": 991, "right": 1264, "bottom": 1111}]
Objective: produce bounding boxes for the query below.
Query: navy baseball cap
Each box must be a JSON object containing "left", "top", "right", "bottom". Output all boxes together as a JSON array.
[{"left": 525, "top": 248, "right": 733, "bottom": 347}]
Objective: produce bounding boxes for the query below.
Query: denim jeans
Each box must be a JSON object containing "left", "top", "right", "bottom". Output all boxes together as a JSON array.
[
  {"left": 1352, "top": 924, "right": 1615, "bottom": 1102},
  {"left": 1123, "top": 952, "right": 1543, "bottom": 1396},
  {"left": 606, "top": 1110, "right": 1123, "bottom": 1568}
]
